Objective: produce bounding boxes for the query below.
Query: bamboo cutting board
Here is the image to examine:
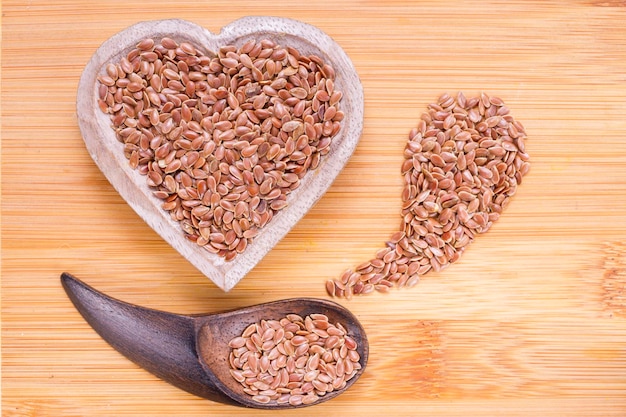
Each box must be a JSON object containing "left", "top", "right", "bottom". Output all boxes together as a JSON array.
[{"left": 2, "top": 1, "right": 626, "bottom": 416}]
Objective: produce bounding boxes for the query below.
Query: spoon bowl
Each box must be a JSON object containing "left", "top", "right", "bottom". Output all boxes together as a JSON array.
[{"left": 61, "top": 273, "right": 368, "bottom": 408}]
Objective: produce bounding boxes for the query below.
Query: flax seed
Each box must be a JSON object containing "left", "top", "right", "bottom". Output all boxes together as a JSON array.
[
  {"left": 226, "top": 314, "right": 360, "bottom": 406},
  {"left": 97, "top": 38, "right": 343, "bottom": 261},
  {"left": 327, "top": 92, "right": 529, "bottom": 298}
]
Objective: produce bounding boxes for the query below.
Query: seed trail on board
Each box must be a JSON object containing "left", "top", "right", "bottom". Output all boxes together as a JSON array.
[{"left": 327, "top": 92, "right": 530, "bottom": 298}]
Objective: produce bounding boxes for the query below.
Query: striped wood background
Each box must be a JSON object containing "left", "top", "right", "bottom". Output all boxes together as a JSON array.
[{"left": 3, "top": 1, "right": 626, "bottom": 416}]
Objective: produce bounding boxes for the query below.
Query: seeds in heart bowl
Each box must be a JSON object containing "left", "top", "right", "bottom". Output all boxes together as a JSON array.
[
  {"left": 326, "top": 92, "right": 530, "bottom": 298},
  {"left": 96, "top": 37, "right": 344, "bottom": 262}
]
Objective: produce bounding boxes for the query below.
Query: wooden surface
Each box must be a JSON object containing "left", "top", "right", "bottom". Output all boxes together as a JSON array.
[{"left": 2, "top": 1, "right": 626, "bottom": 416}]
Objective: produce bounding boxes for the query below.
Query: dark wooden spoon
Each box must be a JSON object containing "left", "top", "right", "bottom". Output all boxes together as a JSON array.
[{"left": 60, "top": 272, "right": 369, "bottom": 409}]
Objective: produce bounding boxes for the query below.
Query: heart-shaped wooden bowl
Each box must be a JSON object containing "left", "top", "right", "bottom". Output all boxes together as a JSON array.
[{"left": 76, "top": 18, "right": 363, "bottom": 291}]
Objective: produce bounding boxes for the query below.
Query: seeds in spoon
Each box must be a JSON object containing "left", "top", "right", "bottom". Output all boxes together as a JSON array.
[
  {"left": 97, "top": 38, "right": 343, "bottom": 261},
  {"left": 326, "top": 92, "right": 530, "bottom": 298},
  {"left": 227, "top": 313, "right": 361, "bottom": 405}
]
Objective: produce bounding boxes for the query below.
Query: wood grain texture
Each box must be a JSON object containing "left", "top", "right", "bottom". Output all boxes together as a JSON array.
[{"left": 2, "top": 0, "right": 626, "bottom": 416}]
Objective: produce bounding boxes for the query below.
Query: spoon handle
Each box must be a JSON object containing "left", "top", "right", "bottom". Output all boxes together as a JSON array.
[{"left": 60, "top": 273, "right": 235, "bottom": 405}]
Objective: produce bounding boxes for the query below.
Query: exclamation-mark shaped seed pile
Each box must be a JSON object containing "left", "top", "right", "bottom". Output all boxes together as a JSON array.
[
  {"left": 326, "top": 92, "right": 530, "bottom": 298},
  {"left": 97, "top": 38, "right": 343, "bottom": 261},
  {"left": 227, "top": 313, "right": 361, "bottom": 406}
]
